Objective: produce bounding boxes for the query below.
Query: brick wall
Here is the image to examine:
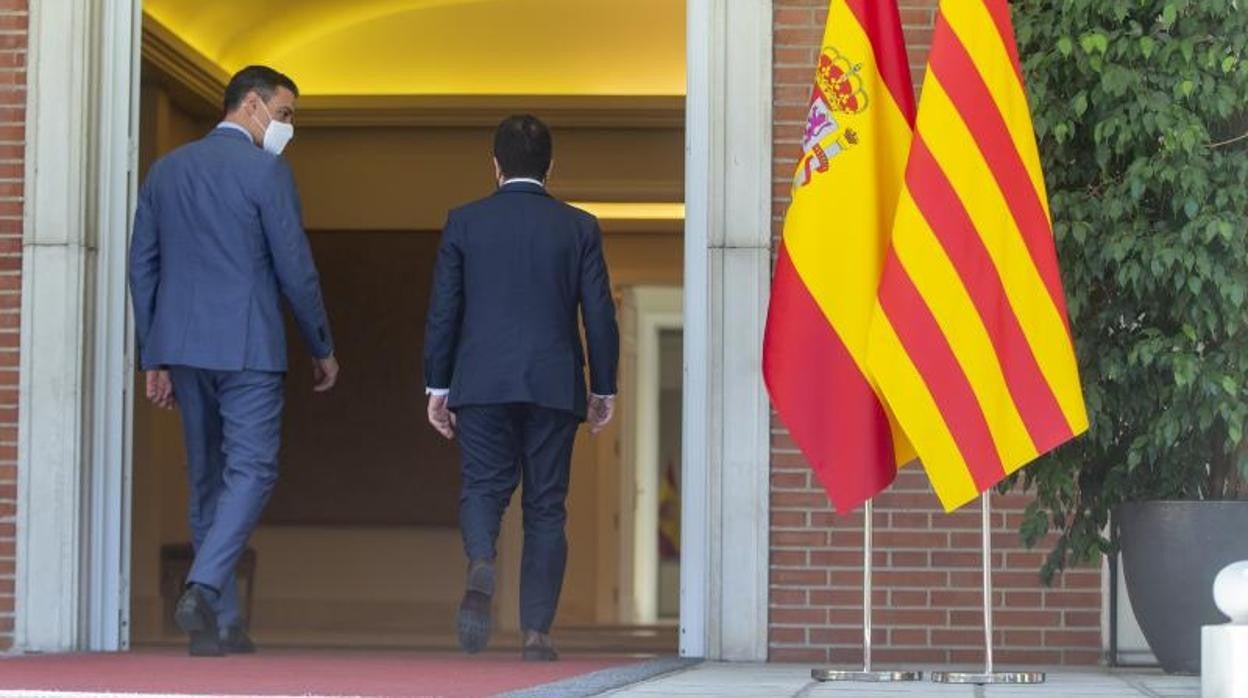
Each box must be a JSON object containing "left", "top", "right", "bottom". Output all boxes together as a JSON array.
[
  {"left": 0, "top": 0, "right": 23, "bottom": 651},
  {"left": 769, "top": 0, "right": 1102, "bottom": 665}
]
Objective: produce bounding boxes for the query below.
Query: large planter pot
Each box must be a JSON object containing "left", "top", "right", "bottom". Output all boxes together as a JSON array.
[{"left": 1118, "top": 500, "right": 1248, "bottom": 674}]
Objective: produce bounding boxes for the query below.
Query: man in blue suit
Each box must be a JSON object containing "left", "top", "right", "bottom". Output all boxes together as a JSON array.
[
  {"left": 129, "top": 65, "right": 339, "bottom": 656},
  {"left": 424, "top": 115, "right": 619, "bottom": 661}
]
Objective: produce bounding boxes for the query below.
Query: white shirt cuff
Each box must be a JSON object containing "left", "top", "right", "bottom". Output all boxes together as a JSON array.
[
  {"left": 591, "top": 393, "right": 616, "bottom": 399},
  {"left": 426, "top": 387, "right": 450, "bottom": 397}
]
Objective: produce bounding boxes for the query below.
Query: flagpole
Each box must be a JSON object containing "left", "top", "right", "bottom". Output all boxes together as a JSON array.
[
  {"left": 812, "top": 499, "right": 922, "bottom": 682},
  {"left": 931, "top": 493, "right": 1045, "bottom": 685}
]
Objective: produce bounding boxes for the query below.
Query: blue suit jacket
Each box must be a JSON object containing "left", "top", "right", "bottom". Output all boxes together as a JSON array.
[
  {"left": 424, "top": 182, "right": 619, "bottom": 419},
  {"left": 129, "top": 127, "right": 334, "bottom": 372}
]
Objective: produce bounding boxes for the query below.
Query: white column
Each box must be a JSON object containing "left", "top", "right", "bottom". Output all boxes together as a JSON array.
[
  {"left": 16, "top": 0, "right": 137, "bottom": 651},
  {"left": 682, "top": 0, "right": 773, "bottom": 661}
]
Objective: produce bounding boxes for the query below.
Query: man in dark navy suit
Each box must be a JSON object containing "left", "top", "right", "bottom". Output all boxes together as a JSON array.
[
  {"left": 424, "top": 115, "right": 619, "bottom": 661},
  {"left": 129, "top": 65, "right": 339, "bottom": 656}
]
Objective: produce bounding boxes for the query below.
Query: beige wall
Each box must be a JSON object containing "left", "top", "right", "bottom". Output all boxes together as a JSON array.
[
  {"left": 287, "top": 126, "right": 683, "bottom": 231},
  {"left": 131, "top": 78, "right": 683, "bottom": 644}
]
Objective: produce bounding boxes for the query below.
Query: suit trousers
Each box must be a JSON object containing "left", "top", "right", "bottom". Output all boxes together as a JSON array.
[
  {"left": 456, "top": 403, "right": 579, "bottom": 633},
  {"left": 169, "top": 367, "right": 284, "bottom": 630}
]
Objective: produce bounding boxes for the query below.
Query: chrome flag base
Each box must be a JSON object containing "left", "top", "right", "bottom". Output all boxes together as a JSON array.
[
  {"left": 928, "top": 496, "right": 1045, "bottom": 687},
  {"left": 808, "top": 501, "right": 924, "bottom": 684},
  {"left": 930, "top": 671, "right": 1045, "bottom": 684},
  {"left": 812, "top": 669, "right": 923, "bottom": 682}
]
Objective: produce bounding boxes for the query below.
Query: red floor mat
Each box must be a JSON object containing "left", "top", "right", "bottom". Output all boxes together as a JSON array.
[{"left": 0, "top": 649, "right": 638, "bottom": 697}]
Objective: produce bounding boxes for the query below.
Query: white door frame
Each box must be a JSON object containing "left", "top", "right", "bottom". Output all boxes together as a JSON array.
[
  {"left": 15, "top": 0, "right": 774, "bottom": 659},
  {"left": 618, "top": 286, "right": 683, "bottom": 625}
]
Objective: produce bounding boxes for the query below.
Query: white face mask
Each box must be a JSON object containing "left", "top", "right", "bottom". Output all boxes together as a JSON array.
[{"left": 252, "top": 99, "right": 294, "bottom": 156}]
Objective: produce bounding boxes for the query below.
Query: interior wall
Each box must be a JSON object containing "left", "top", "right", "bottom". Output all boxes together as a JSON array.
[
  {"left": 131, "top": 76, "right": 683, "bottom": 642},
  {"left": 286, "top": 126, "right": 684, "bottom": 232}
]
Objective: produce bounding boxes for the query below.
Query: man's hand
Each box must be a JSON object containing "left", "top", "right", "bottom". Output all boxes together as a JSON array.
[
  {"left": 428, "top": 393, "right": 456, "bottom": 440},
  {"left": 588, "top": 394, "right": 615, "bottom": 435},
  {"left": 313, "top": 354, "right": 339, "bottom": 393},
  {"left": 145, "top": 370, "right": 176, "bottom": 410}
]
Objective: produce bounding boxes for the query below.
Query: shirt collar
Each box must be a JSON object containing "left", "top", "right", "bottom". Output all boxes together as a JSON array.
[{"left": 500, "top": 177, "right": 546, "bottom": 188}]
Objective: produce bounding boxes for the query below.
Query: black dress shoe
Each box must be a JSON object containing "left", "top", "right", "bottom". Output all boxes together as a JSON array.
[
  {"left": 521, "top": 630, "right": 558, "bottom": 662},
  {"left": 456, "top": 560, "right": 495, "bottom": 654},
  {"left": 174, "top": 584, "right": 223, "bottom": 657},
  {"left": 222, "top": 625, "right": 256, "bottom": 654}
]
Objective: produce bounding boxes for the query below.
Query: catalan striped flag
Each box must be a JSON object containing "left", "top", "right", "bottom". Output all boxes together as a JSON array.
[
  {"left": 763, "top": 0, "right": 917, "bottom": 513},
  {"left": 865, "top": 0, "right": 1089, "bottom": 511}
]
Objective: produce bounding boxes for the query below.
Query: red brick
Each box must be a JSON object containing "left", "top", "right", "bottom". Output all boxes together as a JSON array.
[
  {"left": 874, "top": 570, "right": 948, "bottom": 587},
  {"left": 773, "top": 491, "right": 835, "bottom": 509},
  {"left": 1045, "top": 629, "right": 1101, "bottom": 648},
  {"left": 1059, "top": 570, "right": 1101, "bottom": 589},
  {"left": 770, "top": 588, "right": 807, "bottom": 606},
  {"left": 771, "top": 530, "right": 827, "bottom": 547},
  {"left": 890, "top": 628, "right": 927, "bottom": 646},
  {"left": 811, "top": 589, "right": 884, "bottom": 607},
  {"left": 889, "top": 589, "right": 928, "bottom": 607},
  {"left": 1044, "top": 591, "right": 1101, "bottom": 609},
  {"left": 771, "top": 472, "right": 807, "bottom": 489},
  {"left": 810, "top": 549, "right": 884, "bottom": 567},
  {"left": 772, "top": 607, "right": 827, "bottom": 625},
  {"left": 810, "top": 627, "right": 884, "bottom": 645},
  {"left": 771, "top": 550, "right": 807, "bottom": 567},
  {"left": 1004, "top": 629, "right": 1043, "bottom": 646},
  {"left": 1005, "top": 591, "right": 1044, "bottom": 607},
  {"left": 770, "top": 647, "right": 826, "bottom": 662},
  {"left": 1063, "top": 610, "right": 1099, "bottom": 627},
  {"left": 888, "top": 512, "right": 929, "bottom": 528},
  {"left": 769, "top": 627, "right": 806, "bottom": 644},
  {"left": 890, "top": 551, "right": 929, "bottom": 567},
  {"left": 932, "top": 628, "right": 1005, "bottom": 647},
  {"left": 770, "top": 568, "right": 827, "bottom": 586},
  {"left": 931, "top": 590, "right": 987, "bottom": 608},
  {"left": 770, "top": 510, "right": 806, "bottom": 528},
  {"left": 932, "top": 551, "right": 985, "bottom": 568},
  {"left": 875, "top": 609, "right": 947, "bottom": 626}
]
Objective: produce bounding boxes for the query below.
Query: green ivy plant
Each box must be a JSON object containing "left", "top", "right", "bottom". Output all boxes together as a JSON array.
[{"left": 1008, "top": 0, "right": 1248, "bottom": 583}]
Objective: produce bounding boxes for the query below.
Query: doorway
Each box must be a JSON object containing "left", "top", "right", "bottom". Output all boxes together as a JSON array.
[{"left": 128, "top": 1, "right": 685, "bottom": 652}]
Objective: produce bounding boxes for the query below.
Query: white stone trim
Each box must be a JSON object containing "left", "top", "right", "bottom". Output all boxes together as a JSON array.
[
  {"left": 84, "top": 0, "right": 141, "bottom": 651},
  {"left": 626, "top": 287, "right": 683, "bottom": 624},
  {"left": 16, "top": 0, "right": 138, "bottom": 651},
  {"left": 682, "top": 0, "right": 773, "bottom": 661}
]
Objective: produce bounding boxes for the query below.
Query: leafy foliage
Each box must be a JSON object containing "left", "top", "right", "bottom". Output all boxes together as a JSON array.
[{"left": 1008, "top": 0, "right": 1248, "bottom": 583}]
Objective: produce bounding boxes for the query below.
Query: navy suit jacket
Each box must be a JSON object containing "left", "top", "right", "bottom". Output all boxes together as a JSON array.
[
  {"left": 129, "top": 127, "right": 334, "bottom": 372},
  {"left": 424, "top": 181, "right": 619, "bottom": 419}
]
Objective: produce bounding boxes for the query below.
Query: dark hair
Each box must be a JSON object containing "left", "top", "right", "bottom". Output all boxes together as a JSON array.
[
  {"left": 223, "top": 65, "right": 299, "bottom": 116},
  {"left": 493, "top": 114, "right": 553, "bottom": 181}
]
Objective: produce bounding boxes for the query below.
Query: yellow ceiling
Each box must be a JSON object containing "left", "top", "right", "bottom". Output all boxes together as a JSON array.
[{"left": 143, "top": 0, "right": 686, "bottom": 96}]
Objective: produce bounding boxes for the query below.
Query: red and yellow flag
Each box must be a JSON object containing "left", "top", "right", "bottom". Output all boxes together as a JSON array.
[
  {"left": 865, "top": 0, "right": 1089, "bottom": 511},
  {"left": 763, "top": 0, "right": 917, "bottom": 513}
]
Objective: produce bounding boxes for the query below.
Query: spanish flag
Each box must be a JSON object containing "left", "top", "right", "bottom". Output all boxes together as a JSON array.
[
  {"left": 866, "top": 0, "right": 1089, "bottom": 511},
  {"left": 763, "top": 0, "right": 916, "bottom": 514}
]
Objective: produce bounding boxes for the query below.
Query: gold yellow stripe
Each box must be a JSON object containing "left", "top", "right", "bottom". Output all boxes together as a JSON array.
[
  {"left": 866, "top": 309, "right": 980, "bottom": 510},
  {"left": 917, "top": 76, "right": 1088, "bottom": 434},
  {"left": 890, "top": 189, "right": 1039, "bottom": 469},
  {"left": 940, "top": 2, "right": 1051, "bottom": 221}
]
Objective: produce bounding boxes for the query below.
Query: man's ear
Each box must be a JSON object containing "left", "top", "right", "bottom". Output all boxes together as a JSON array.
[{"left": 492, "top": 157, "right": 503, "bottom": 184}]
